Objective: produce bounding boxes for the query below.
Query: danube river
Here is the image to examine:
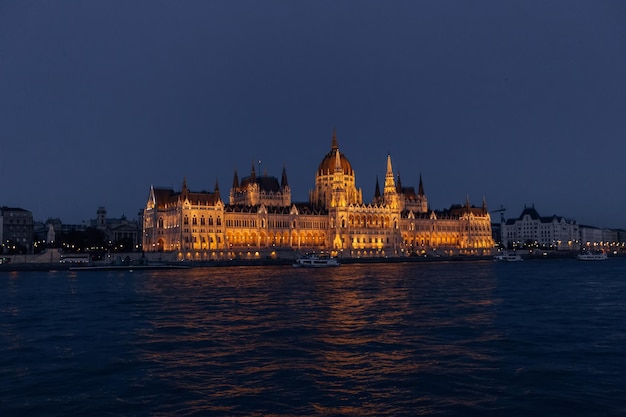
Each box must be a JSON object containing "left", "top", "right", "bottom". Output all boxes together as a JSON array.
[{"left": 2, "top": 258, "right": 625, "bottom": 416}]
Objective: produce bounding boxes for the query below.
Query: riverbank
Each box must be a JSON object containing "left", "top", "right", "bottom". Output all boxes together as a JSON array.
[{"left": 0, "top": 251, "right": 594, "bottom": 272}]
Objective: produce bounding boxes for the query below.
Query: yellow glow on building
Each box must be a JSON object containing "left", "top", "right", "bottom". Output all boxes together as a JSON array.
[{"left": 143, "top": 130, "right": 494, "bottom": 259}]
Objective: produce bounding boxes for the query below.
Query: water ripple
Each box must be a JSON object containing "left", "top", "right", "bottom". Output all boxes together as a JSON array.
[{"left": 2, "top": 260, "right": 626, "bottom": 416}]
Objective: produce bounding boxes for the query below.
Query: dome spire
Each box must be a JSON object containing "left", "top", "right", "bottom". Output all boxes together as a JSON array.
[
  {"left": 334, "top": 148, "right": 343, "bottom": 173},
  {"left": 331, "top": 127, "right": 338, "bottom": 150}
]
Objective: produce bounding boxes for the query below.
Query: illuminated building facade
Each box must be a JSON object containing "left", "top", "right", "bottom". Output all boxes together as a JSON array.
[
  {"left": 143, "top": 130, "right": 494, "bottom": 259},
  {"left": 501, "top": 205, "right": 580, "bottom": 250}
]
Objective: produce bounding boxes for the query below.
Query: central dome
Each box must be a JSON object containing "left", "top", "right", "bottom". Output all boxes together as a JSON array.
[{"left": 317, "top": 130, "right": 354, "bottom": 176}]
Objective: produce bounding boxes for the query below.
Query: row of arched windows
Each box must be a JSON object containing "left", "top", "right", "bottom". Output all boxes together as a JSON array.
[
  {"left": 181, "top": 215, "right": 222, "bottom": 226},
  {"left": 335, "top": 215, "right": 398, "bottom": 229}
]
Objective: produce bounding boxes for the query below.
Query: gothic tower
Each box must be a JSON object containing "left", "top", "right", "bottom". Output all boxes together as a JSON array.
[{"left": 382, "top": 154, "right": 400, "bottom": 209}]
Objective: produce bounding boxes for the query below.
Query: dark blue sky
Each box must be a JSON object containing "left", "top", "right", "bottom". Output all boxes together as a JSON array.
[{"left": 1, "top": 1, "right": 625, "bottom": 228}]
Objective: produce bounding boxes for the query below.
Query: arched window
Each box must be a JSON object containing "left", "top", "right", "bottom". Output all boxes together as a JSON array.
[
  {"left": 192, "top": 216, "right": 198, "bottom": 226},
  {"left": 200, "top": 216, "right": 205, "bottom": 226},
  {"left": 183, "top": 216, "right": 189, "bottom": 225},
  {"left": 216, "top": 217, "right": 222, "bottom": 226},
  {"left": 158, "top": 217, "right": 164, "bottom": 228},
  {"left": 209, "top": 216, "right": 214, "bottom": 226}
]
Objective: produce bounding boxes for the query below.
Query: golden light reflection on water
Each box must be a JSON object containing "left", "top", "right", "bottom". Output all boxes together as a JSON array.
[
  {"left": 124, "top": 263, "right": 502, "bottom": 415},
  {"left": 3, "top": 260, "right": 625, "bottom": 415}
]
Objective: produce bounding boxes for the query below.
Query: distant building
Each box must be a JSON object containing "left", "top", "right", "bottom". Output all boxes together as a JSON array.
[
  {"left": 1, "top": 206, "right": 34, "bottom": 254},
  {"left": 501, "top": 205, "right": 580, "bottom": 250},
  {"left": 34, "top": 218, "right": 88, "bottom": 247},
  {"left": 32, "top": 209, "right": 141, "bottom": 252},
  {"left": 143, "top": 130, "right": 494, "bottom": 259},
  {"left": 91, "top": 207, "right": 141, "bottom": 250},
  {"left": 580, "top": 225, "right": 624, "bottom": 252}
]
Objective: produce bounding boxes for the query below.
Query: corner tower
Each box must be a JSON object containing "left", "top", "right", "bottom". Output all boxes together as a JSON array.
[
  {"left": 382, "top": 154, "right": 400, "bottom": 209},
  {"left": 309, "top": 128, "right": 363, "bottom": 208}
]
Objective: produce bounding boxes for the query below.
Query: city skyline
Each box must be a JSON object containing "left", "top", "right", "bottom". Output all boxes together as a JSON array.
[{"left": 1, "top": 1, "right": 625, "bottom": 228}]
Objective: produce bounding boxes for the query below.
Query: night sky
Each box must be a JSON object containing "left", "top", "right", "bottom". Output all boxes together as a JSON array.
[{"left": 1, "top": 1, "right": 625, "bottom": 228}]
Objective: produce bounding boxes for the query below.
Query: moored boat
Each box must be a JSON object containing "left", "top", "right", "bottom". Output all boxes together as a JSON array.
[
  {"left": 292, "top": 253, "right": 340, "bottom": 268},
  {"left": 493, "top": 251, "right": 523, "bottom": 262},
  {"left": 576, "top": 251, "right": 608, "bottom": 261}
]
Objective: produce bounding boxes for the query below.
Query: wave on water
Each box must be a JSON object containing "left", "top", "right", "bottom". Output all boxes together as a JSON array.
[{"left": 2, "top": 260, "right": 626, "bottom": 416}]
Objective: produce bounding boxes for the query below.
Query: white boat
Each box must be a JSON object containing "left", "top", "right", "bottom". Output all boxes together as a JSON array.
[
  {"left": 493, "top": 251, "right": 523, "bottom": 262},
  {"left": 576, "top": 251, "right": 608, "bottom": 261},
  {"left": 292, "top": 253, "right": 340, "bottom": 268}
]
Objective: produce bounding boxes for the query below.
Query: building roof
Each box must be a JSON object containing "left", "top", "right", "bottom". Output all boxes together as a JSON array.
[
  {"left": 448, "top": 204, "right": 487, "bottom": 217},
  {"left": 317, "top": 128, "right": 354, "bottom": 176},
  {"left": 504, "top": 206, "right": 576, "bottom": 225},
  {"left": 234, "top": 163, "right": 287, "bottom": 193},
  {"left": 151, "top": 182, "right": 220, "bottom": 209},
  {"left": 240, "top": 175, "right": 282, "bottom": 192},
  {"left": 152, "top": 188, "right": 176, "bottom": 208},
  {"left": 517, "top": 207, "right": 541, "bottom": 220},
  {"left": 399, "top": 186, "right": 418, "bottom": 200},
  {"left": 395, "top": 173, "right": 425, "bottom": 200},
  {"left": 1, "top": 206, "right": 31, "bottom": 214}
]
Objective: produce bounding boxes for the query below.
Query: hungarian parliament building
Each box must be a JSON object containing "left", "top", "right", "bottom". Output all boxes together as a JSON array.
[{"left": 143, "top": 130, "right": 494, "bottom": 259}]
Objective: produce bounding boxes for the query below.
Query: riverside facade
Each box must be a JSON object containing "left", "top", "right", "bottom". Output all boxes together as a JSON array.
[{"left": 142, "top": 130, "right": 494, "bottom": 260}]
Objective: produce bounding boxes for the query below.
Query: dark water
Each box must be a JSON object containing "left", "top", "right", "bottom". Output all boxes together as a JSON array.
[{"left": 2, "top": 259, "right": 626, "bottom": 416}]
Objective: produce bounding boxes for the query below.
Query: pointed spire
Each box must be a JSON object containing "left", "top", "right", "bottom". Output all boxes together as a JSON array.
[
  {"left": 466, "top": 195, "right": 471, "bottom": 209},
  {"left": 331, "top": 127, "right": 338, "bottom": 150},
  {"left": 383, "top": 153, "right": 396, "bottom": 191},
  {"left": 482, "top": 195, "right": 487, "bottom": 212},
  {"left": 396, "top": 172, "right": 402, "bottom": 193},
  {"left": 418, "top": 173, "right": 425, "bottom": 196},
  {"left": 148, "top": 184, "right": 156, "bottom": 206},
  {"left": 232, "top": 169, "right": 239, "bottom": 189},
  {"left": 250, "top": 162, "right": 256, "bottom": 183},
  {"left": 374, "top": 176, "right": 381, "bottom": 199},
  {"left": 281, "top": 165, "right": 289, "bottom": 188},
  {"left": 214, "top": 178, "right": 221, "bottom": 201},
  {"left": 334, "top": 148, "right": 342, "bottom": 172},
  {"left": 181, "top": 177, "right": 189, "bottom": 200}
]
